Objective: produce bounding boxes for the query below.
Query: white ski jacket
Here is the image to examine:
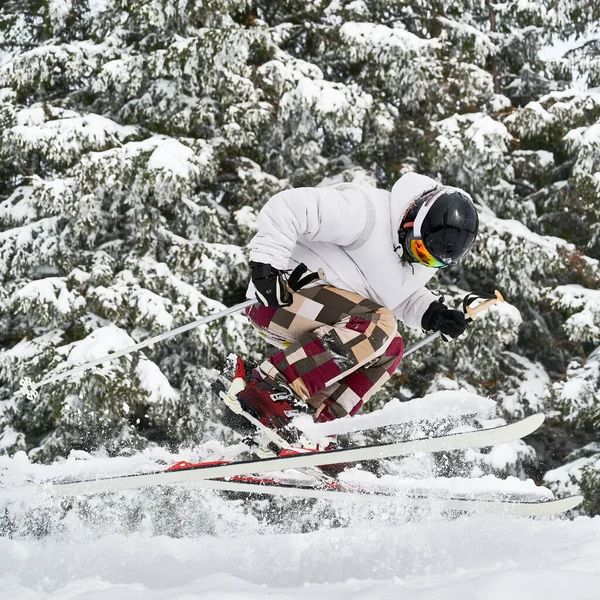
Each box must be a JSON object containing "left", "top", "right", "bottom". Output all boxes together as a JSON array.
[{"left": 248, "top": 172, "right": 442, "bottom": 330}]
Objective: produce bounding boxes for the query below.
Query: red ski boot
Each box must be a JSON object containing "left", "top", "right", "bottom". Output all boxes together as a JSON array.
[
  {"left": 236, "top": 378, "right": 297, "bottom": 432},
  {"left": 214, "top": 357, "right": 305, "bottom": 445}
]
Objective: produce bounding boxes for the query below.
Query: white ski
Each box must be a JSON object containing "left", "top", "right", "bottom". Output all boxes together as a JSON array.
[
  {"left": 48, "top": 414, "right": 545, "bottom": 497},
  {"left": 152, "top": 476, "right": 583, "bottom": 517},
  {"left": 214, "top": 369, "right": 492, "bottom": 445},
  {"left": 290, "top": 393, "right": 497, "bottom": 439}
]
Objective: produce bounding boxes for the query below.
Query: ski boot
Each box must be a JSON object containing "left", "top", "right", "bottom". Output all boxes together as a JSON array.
[
  {"left": 213, "top": 358, "right": 350, "bottom": 475},
  {"left": 237, "top": 378, "right": 297, "bottom": 433},
  {"left": 212, "top": 357, "right": 306, "bottom": 449}
]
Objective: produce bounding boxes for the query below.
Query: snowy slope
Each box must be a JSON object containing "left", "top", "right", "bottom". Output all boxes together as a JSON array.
[
  {"left": 1, "top": 438, "right": 599, "bottom": 600},
  {"left": 1, "top": 507, "right": 599, "bottom": 599},
  {"left": 1, "top": 391, "right": 597, "bottom": 599}
]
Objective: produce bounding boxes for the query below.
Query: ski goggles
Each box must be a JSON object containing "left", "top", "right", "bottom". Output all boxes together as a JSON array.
[{"left": 408, "top": 237, "right": 447, "bottom": 268}]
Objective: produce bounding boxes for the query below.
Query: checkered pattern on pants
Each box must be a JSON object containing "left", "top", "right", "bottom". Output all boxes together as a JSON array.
[{"left": 246, "top": 285, "right": 404, "bottom": 421}]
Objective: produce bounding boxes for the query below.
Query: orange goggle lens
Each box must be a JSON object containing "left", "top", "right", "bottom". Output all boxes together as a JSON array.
[{"left": 409, "top": 239, "right": 446, "bottom": 268}]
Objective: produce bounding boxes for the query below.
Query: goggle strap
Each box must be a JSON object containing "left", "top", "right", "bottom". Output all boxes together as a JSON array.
[{"left": 413, "top": 188, "right": 445, "bottom": 238}]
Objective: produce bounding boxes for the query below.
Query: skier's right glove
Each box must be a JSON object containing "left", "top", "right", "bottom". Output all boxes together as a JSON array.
[
  {"left": 421, "top": 301, "right": 467, "bottom": 339},
  {"left": 250, "top": 261, "right": 293, "bottom": 308}
]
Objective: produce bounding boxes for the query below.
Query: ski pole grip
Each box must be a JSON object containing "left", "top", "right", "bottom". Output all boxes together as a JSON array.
[{"left": 465, "top": 290, "right": 504, "bottom": 321}]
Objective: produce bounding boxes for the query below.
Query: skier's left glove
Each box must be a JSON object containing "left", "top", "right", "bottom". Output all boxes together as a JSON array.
[
  {"left": 250, "top": 261, "right": 293, "bottom": 308},
  {"left": 421, "top": 301, "right": 467, "bottom": 339}
]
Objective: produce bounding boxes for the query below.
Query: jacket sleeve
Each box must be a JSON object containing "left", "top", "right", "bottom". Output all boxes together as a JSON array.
[
  {"left": 249, "top": 186, "right": 369, "bottom": 270},
  {"left": 391, "top": 287, "right": 437, "bottom": 330}
]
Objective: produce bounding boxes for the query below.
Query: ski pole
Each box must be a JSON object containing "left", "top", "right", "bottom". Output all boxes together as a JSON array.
[
  {"left": 403, "top": 331, "right": 442, "bottom": 358},
  {"left": 402, "top": 290, "right": 504, "bottom": 359},
  {"left": 18, "top": 298, "right": 259, "bottom": 400},
  {"left": 18, "top": 263, "right": 325, "bottom": 400}
]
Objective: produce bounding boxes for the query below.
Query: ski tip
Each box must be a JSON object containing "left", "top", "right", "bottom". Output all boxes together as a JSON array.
[
  {"left": 526, "top": 494, "right": 585, "bottom": 516},
  {"left": 526, "top": 413, "right": 545, "bottom": 432},
  {"left": 234, "top": 357, "right": 247, "bottom": 381},
  {"left": 560, "top": 494, "right": 584, "bottom": 512}
]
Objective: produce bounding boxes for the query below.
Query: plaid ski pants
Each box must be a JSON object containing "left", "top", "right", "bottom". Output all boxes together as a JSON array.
[{"left": 246, "top": 285, "right": 404, "bottom": 421}]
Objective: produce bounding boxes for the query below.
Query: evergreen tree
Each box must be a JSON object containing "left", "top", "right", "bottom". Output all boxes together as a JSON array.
[{"left": 0, "top": 0, "right": 599, "bottom": 513}]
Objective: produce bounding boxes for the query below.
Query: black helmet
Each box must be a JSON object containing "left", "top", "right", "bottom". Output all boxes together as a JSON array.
[{"left": 399, "top": 187, "right": 479, "bottom": 268}]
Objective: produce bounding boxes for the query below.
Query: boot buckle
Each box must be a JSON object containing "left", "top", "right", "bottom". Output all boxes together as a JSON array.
[{"left": 270, "top": 391, "right": 292, "bottom": 402}]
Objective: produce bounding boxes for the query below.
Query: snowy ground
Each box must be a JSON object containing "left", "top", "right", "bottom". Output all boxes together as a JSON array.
[
  {"left": 1, "top": 445, "right": 599, "bottom": 600},
  {"left": 1, "top": 508, "right": 599, "bottom": 599},
  {"left": 1, "top": 394, "right": 598, "bottom": 599}
]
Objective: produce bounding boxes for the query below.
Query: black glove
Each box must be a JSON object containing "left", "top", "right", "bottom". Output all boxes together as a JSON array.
[
  {"left": 421, "top": 301, "right": 467, "bottom": 339},
  {"left": 250, "top": 261, "right": 293, "bottom": 308}
]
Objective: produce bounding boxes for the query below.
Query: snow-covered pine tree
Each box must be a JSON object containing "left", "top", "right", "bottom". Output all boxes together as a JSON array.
[
  {"left": 1, "top": 0, "right": 599, "bottom": 514},
  {"left": 0, "top": 0, "right": 259, "bottom": 459},
  {"left": 0, "top": 0, "right": 411, "bottom": 460},
  {"left": 416, "top": 8, "right": 600, "bottom": 501}
]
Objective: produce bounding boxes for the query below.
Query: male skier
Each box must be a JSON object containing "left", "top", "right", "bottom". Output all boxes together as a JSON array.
[{"left": 235, "top": 172, "right": 479, "bottom": 433}]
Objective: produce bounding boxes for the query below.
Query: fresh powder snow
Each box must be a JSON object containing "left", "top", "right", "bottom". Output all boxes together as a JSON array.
[
  {"left": 1, "top": 389, "right": 598, "bottom": 600},
  {"left": 0, "top": 448, "right": 599, "bottom": 600}
]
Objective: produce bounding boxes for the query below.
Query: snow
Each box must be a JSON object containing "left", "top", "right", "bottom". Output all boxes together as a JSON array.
[
  {"left": 437, "top": 16, "right": 496, "bottom": 57},
  {"left": 564, "top": 122, "right": 600, "bottom": 149},
  {"left": 0, "top": 389, "right": 599, "bottom": 600},
  {"left": 147, "top": 138, "right": 200, "bottom": 178},
  {"left": 539, "top": 38, "right": 587, "bottom": 61},
  {"left": 548, "top": 285, "right": 600, "bottom": 343},
  {"left": 537, "top": 149, "right": 555, "bottom": 167},
  {"left": 301, "top": 78, "right": 362, "bottom": 115},
  {"left": 0, "top": 477, "right": 599, "bottom": 600},
  {"left": 0, "top": 186, "right": 37, "bottom": 223},
  {"left": 48, "top": 0, "right": 72, "bottom": 29},
  {"left": 1, "top": 12, "right": 599, "bottom": 597},
  {"left": 58, "top": 325, "right": 135, "bottom": 366},
  {"left": 0, "top": 426, "right": 22, "bottom": 450},
  {"left": 339, "top": 22, "right": 435, "bottom": 53},
  {"left": 546, "top": 452, "right": 599, "bottom": 498},
  {"left": 436, "top": 113, "right": 513, "bottom": 155},
  {"left": 317, "top": 166, "right": 378, "bottom": 188},
  {"left": 15, "top": 277, "right": 83, "bottom": 316},
  {"left": 2, "top": 527, "right": 599, "bottom": 600},
  {"left": 0, "top": 216, "right": 58, "bottom": 244},
  {"left": 12, "top": 106, "right": 137, "bottom": 147},
  {"left": 477, "top": 438, "right": 535, "bottom": 471},
  {"left": 258, "top": 54, "right": 324, "bottom": 95},
  {"left": 234, "top": 206, "right": 258, "bottom": 231},
  {"left": 339, "top": 470, "right": 551, "bottom": 501},
  {"left": 0, "top": 330, "right": 63, "bottom": 363},
  {"left": 136, "top": 357, "right": 180, "bottom": 403},
  {"left": 279, "top": 77, "right": 372, "bottom": 144},
  {"left": 482, "top": 212, "right": 571, "bottom": 253},
  {"left": 293, "top": 390, "right": 495, "bottom": 439},
  {"left": 500, "top": 353, "right": 551, "bottom": 416},
  {"left": 132, "top": 287, "right": 174, "bottom": 330},
  {"left": 552, "top": 348, "right": 600, "bottom": 424},
  {"left": 88, "top": 0, "right": 111, "bottom": 16}
]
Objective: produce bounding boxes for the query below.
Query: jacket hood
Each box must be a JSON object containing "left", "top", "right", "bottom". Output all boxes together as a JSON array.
[{"left": 389, "top": 172, "right": 440, "bottom": 246}]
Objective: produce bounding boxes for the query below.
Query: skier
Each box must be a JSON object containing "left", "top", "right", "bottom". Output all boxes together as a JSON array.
[{"left": 235, "top": 172, "right": 479, "bottom": 435}]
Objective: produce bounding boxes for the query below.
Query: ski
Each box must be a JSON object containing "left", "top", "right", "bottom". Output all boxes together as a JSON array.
[
  {"left": 47, "top": 414, "right": 545, "bottom": 497},
  {"left": 45, "top": 460, "right": 583, "bottom": 516},
  {"left": 213, "top": 367, "right": 492, "bottom": 445},
  {"left": 153, "top": 473, "right": 584, "bottom": 517}
]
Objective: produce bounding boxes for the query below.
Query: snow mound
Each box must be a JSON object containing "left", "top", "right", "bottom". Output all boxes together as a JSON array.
[{"left": 0, "top": 511, "right": 599, "bottom": 599}]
